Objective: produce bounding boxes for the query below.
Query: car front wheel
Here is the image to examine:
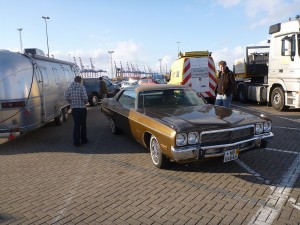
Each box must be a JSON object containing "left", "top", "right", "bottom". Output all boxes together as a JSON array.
[{"left": 150, "top": 135, "right": 169, "bottom": 169}]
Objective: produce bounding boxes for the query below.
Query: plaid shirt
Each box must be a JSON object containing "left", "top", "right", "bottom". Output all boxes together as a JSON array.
[{"left": 64, "top": 82, "right": 88, "bottom": 108}]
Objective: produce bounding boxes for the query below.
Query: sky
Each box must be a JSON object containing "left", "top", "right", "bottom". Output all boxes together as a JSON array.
[{"left": 1, "top": 0, "right": 300, "bottom": 77}]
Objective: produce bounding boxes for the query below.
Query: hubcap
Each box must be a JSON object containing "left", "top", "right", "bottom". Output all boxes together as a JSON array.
[
  {"left": 273, "top": 93, "right": 281, "bottom": 106},
  {"left": 151, "top": 138, "right": 159, "bottom": 164}
]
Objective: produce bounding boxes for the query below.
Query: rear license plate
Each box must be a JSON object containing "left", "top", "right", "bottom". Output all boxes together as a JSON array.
[{"left": 224, "top": 149, "right": 239, "bottom": 162}]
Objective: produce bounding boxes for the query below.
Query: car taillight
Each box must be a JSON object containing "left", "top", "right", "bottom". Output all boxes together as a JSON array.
[{"left": 1, "top": 101, "right": 25, "bottom": 108}]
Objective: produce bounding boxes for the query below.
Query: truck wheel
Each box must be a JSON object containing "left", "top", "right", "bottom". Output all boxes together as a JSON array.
[
  {"left": 89, "top": 94, "right": 99, "bottom": 106},
  {"left": 238, "top": 85, "right": 248, "bottom": 103},
  {"left": 271, "top": 87, "right": 287, "bottom": 111},
  {"left": 54, "top": 110, "right": 63, "bottom": 126},
  {"left": 150, "top": 135, "right": 169, "bottom": 169}
]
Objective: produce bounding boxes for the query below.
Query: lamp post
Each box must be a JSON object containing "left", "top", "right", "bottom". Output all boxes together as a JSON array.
[
  {"left": 42, "top": 16, "right": 50, "bottom": 57},
  {"left": 159, "top": 59, "right": 162, "bottom": 74},
  {"left": 176, "top": 41, "right": 180, "bottom": 56},
  {"left": 17, "top": 28, "right": 23, "bottom": 53},
  {"left": 108, "top": 50, "right": 114, "bottom": 78}
]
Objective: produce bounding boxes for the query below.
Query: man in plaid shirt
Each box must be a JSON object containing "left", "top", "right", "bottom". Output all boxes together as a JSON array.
[{"left": 64, "top": 76, "right": 89, "bottom": 146}]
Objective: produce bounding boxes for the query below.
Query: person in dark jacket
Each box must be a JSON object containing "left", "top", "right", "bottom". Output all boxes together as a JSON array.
[
  {"left": 215, "top": 60, "right": 235, "bottom": 108},
  {"left": 99, "top": 77, "right": 108, "bottom": 99},
  {"left": 64, "top": 76, "right": 89, "bottom": 146}
]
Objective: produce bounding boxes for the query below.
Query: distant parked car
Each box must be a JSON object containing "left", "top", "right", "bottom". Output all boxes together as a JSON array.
[
  {"left": 138, "top": 78, "right": 157, "bottom": 85},
  {"left": 82, "top": 77, "right": 120, "bottom": 106}
]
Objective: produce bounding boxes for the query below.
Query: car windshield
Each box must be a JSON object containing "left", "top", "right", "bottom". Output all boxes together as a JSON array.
[{"left": 138, "top": 88, "right": 206, "bottom": 108}]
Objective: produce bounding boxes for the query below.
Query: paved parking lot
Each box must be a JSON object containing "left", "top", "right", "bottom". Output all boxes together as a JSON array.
[{"left": 0, "top": 102, "right": 300, "bottom": 225}]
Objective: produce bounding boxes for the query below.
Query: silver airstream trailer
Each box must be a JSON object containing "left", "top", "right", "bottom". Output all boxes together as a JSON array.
[{"left": 0, "top": 48, "right": 80, "bottom": 138}]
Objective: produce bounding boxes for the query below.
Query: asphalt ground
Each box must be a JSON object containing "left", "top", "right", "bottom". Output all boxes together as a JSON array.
[{"left": 0, "top": 101, "right": 300, "bottom": 225}]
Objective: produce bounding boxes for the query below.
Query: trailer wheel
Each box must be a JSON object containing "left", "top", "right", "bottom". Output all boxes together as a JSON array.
[
  {"left": 89, "top": 94, "right": 99, "bottom": 106},
  {"left": 62, "top": 108, "right": 69, "bottom": 122},
  {"left": 238, "top": 85, "right": 248, "bottom": 103},
  {"left": 271, "top": 87, "right": 287, "bottom": 111},
  {"left": 54, "top": 110, "right": 63, "bottom": 126}
]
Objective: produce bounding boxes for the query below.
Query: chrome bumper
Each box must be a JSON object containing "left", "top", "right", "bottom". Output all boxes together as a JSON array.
[{"left": 170, "top": 132, "right": 274, "bottom": 162}]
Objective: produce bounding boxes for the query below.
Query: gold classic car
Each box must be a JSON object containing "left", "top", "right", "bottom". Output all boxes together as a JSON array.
[{"left": 101, "top": 84, "right": 273, "bottom": 169}]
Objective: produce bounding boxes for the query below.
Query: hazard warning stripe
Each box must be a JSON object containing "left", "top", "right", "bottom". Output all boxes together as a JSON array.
[
  {"left": 182, "top": 56, "right": 217, "bottom": 98},
  {"left": 182, "top": 73, "right": 191, "bottom": 85},
  {"left": 183, "top": 58, "right": 190, "bottom": 75}
]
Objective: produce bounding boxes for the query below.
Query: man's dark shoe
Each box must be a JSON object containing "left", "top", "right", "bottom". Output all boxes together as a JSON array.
[{"left": 73, "top": 143, "right": 81, "bottom": 147}]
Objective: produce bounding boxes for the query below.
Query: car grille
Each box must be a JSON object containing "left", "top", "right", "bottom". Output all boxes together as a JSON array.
[{"left": 200, "top": 125, "right": 254, "bottom": 146}]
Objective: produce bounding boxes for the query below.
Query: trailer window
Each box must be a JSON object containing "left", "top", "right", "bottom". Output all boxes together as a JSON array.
[
  {"left": 40, "top": 66, "right": 49, "bottom": 86},
  {"left": 52, "top": 68, "right": 60, "bottom": 84},
  {"left": 63, "top": 69, "right": 72, "bottom": 82}
]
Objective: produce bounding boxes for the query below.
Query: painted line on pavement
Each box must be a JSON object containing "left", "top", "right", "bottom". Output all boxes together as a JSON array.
[{"left": 247, "top": 151, "right": 300, "bottom": 224}]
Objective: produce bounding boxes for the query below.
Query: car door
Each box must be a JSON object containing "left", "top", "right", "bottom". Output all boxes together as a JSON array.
[{"left": 114, "top": 90, "right": 136, "bottom": 135}]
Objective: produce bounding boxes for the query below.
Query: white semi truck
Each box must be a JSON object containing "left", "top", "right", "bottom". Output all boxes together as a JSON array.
[{"left": 233, "top": 16, "right": 300, "bottom": 111}]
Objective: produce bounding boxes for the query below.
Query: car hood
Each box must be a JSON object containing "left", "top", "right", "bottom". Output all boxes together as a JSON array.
[{"left": 140, "top": 104, "right": 266, "bottom": 132}]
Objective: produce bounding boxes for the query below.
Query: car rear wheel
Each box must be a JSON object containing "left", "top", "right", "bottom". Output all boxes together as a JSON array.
[
  {"left": 111, "top": 120, "right": 121, "bottom": 135},
  {"left": 150, "top": 135, "right": 169, "bottom": 169}
]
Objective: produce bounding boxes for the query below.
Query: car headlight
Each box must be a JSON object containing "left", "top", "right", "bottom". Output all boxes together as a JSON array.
[
  {"left": 255, "top": 122, "right": 263, "bottom": 134},
  {"left": 188, "top": 132, "right": 199, "bottom": 144},
  {"left": 263, "top": 121, "right": 272, "bottom": 132},
  {"left": 176, "top": 133, "right": 187, "bottom": 146}
]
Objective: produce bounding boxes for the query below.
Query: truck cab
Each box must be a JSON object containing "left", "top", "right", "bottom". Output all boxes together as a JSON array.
[{"left": 233, "top": 16, "right": 300, "bottom": 111}]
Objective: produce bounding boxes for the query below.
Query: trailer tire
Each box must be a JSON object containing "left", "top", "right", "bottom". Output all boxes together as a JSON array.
[
  {"left": 54, "top": 110, "right": 64, "bottom": 126},
  {"left": 271, "top": 87, "right": 287, "bottom": 111},
  {"left": 62, "top": 108, "right": 69, "bottom": 122},
  {"left": 238, "top": 85, "right": 248, "bottom": 103}
]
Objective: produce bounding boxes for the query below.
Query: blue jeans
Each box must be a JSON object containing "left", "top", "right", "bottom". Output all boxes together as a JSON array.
[
  {"left": 215, "top": 94, "right": 232, "bottom": 108},
  {"left": 72, "top": 108, "right": 87, "bottom": 144}
]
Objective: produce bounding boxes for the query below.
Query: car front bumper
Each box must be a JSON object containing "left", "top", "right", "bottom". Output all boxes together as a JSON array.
[{"left": 170, "top": 132, "right": 274, "bottom": 162}]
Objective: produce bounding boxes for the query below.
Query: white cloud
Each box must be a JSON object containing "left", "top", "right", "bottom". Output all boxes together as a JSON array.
[{"left": 214, "top": 0, "right": 241, "bottom": 7}]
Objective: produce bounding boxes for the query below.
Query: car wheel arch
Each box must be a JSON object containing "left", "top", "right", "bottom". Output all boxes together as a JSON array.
[{"left": 143, "top": 132, "right": 152, "bottom": 149}]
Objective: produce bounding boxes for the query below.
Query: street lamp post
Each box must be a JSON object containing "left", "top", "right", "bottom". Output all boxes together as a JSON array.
[
  {"left": 159, "top": 59, "right": 162, "bottom": 74},
  {"left": 17, "top": 28, "right": 23, "bottom": 53},
  {"left": 42, "top": 16, "right": 50, "bottom": 57},
  {"left": 176, "top": 41, "right": 180, "bottom": 56},
  {"left": 108, "top": 51, "right": 114, "bottom": 78}
]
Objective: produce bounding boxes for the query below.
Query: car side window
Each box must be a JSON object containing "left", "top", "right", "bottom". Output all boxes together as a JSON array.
[{"left": 118, "top": 90, "right": 136, "bottom": 108}]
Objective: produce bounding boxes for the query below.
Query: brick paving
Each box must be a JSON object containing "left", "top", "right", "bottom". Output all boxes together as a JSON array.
[{"left": 0, "top": 103, "right": 300, "bottom": 224}]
